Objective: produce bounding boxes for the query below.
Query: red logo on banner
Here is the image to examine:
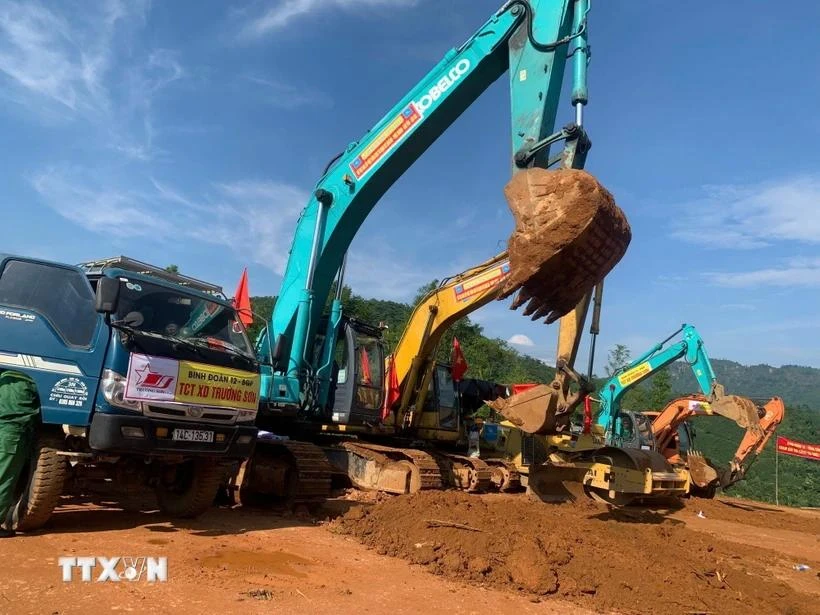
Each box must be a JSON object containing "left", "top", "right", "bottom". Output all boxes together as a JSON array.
[
  {"left": 776, "top": 436, "right": 820, "bottom": 461},
  {"left": 135, "top": 366, "right": 175, "bottom": 390}
]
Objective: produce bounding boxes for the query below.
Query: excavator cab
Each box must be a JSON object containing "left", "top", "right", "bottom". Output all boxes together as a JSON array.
[
  {"left": 322, "top": 318, "right": 386, "bottom": 426},
  {"left": 610, "top": 410, "right": 657, "bottom": 452},
  {"left": 428, "top": 364, "right": 459, "bottom": 431}
]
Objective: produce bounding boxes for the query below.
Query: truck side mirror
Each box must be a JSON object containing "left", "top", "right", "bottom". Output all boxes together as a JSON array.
[{"left": 95, "top": 277, "right": 120, "bottom": 314}]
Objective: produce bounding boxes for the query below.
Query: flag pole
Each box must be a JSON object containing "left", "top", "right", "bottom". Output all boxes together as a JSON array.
[{"left": 775, "top": 444, "right": 779, "bottom": 506}]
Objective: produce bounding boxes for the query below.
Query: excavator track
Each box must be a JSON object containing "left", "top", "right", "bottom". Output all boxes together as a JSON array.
[
  {"left": 438, "top": 454, "right": 494, "bottom": 493},
  {"left": 340, "top": 442, "right": 445, "bottom": 492},
  {"left": 281, "top": 440, "right": 335, "bottom": 504},
  {"left": 238, "top": 439, "right": 333, "bottom": 508},
  {"left": 483, "top": 459, "right": 522, "bottom": 492}
]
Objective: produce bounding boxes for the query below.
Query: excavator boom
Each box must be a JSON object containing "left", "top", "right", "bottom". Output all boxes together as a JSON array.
[
  {"left": 258, "top": 0, "right": 631, "bottom": 416},
  {"left": 388, "top": 251, "right": 512, "bottom": 428}
]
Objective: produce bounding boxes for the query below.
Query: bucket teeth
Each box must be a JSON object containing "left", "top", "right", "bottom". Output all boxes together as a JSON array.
[
  {"left": 529, "top": 303, "right": 552, "bottom": 322},
  {"left": 510, "top": 288, "right": 532, "bottom": 310}
]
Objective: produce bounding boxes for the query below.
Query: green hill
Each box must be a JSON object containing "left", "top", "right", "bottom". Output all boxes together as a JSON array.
[{"left": 667, "top": 359, "right": 820, "bottom": 408}]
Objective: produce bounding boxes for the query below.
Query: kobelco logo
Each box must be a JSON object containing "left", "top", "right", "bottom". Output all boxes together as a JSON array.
[{"left": 414, "top": 59, "right": 471, "bottom": 115}]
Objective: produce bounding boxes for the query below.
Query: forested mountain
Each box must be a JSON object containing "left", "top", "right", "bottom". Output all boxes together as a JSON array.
[{"left": 668, "top": 360, "right": 820, "bottom": 409}]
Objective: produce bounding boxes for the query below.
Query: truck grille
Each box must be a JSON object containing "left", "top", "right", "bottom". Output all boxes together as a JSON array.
[{"left": 144, "top": 403, "right": 237, "bottom": 424}]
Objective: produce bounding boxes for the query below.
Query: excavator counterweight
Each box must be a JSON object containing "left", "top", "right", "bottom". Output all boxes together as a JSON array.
[{"left": 500, "top": 168, "right": 631, "bottom": 324}]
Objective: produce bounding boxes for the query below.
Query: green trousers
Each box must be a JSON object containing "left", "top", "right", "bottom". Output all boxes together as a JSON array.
[
  {"left": 0, "top": 372, "right": 39, "bottom": 522},
  {"left": 0, "top": 427, "right": 32, "bottom": 521}
]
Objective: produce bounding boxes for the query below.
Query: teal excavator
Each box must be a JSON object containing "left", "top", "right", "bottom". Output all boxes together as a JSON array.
[
  {"left": 595, "top": 324, "right": 762, "bottom": 447},
  {"left": 233, "top": 1, "right": 633, "bottom": 506}
]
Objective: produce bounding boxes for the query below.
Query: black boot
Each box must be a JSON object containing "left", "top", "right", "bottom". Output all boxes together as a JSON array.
[{"left": 0, "top": 528, "right": 16, "bottom": 538}]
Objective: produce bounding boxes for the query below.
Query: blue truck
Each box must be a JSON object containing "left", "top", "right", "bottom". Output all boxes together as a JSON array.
[{"left": 0, "top": 255, "right": 260, "bottom": 530}]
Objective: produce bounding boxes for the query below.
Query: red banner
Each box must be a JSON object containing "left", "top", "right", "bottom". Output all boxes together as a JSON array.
[{"left": 776, "top": 436, "right": 820, "bottom": 461}]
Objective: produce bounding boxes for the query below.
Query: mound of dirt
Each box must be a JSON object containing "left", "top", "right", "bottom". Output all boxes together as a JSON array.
[{"left": 330, "top": 492, "right": 812, "bottom": 615}]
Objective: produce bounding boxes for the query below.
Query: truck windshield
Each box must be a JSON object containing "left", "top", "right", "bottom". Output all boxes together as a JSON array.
[{"left": 114, "top": 279, "right": 254, "bottom": 357}]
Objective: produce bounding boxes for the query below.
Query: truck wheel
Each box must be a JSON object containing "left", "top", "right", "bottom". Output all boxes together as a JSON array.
[
  {"left": 7, "top": 435, "right": 67, "bottom": 532},
  {"left": 155, "top": 458, "right": 222, "bottom": 518}
]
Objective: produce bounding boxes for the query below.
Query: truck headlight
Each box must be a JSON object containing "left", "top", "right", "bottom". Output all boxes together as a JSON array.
[
  {"left": 236, "top": 408, "right": 258, "bottom": 423},
  {"left": 101, "top": 370, "right": 142, "bottom": 413}
]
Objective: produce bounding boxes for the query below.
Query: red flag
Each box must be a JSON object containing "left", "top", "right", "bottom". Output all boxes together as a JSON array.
[
  {"left": 360, "top": 347, "right": 372, "bottom": 384},
  {"left": 381, "top": 357, "right": 400, "bottom": 420},
  {"left": 451, "top": 336, "right": 468, "bottom": 382},
  {"left": 232, "top": 268, "right": 253, "bottom": 327}
]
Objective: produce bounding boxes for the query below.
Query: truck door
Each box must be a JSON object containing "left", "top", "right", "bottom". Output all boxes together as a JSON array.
[{"left": 0, "top": 258, "right": 108, "bottom": 426}]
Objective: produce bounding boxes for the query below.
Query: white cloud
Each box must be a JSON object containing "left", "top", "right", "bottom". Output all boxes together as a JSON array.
[
  {"left": 508, "top": 334, "right": 535, "bottom": 347},
  {"left": 30, "top": 167, "right": 308, "bottom": 274},
  {"left": 237, "top": 0, "right": 421, "bottom": 40},
  {"left": 30, "top": 167, "right": 168, "bottom": 236},
  {"left": 670, "top": 175, "right": 820, "bottom": 248},
  {"left": 705, "top": 258, "right": 820, "bottom": 288},
  {"left": 0, "top": 0, "right": 178, "bottom": 160},
  {"left": 242, "top": 74, "right": 332, "bottom": 110},
  {"left": 30, "top": 167, "right": 435, "bottom": 301}
]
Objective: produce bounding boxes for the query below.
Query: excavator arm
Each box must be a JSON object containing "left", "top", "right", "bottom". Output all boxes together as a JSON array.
[
  {"left": 484, "top": 288, "right": 596, "bottom": 434},
  {"left": 386, "top": 252, "right": 512, "bottom": 429},
  {"left": 257, "top": 0, "right": 631, "bottom": 416},
  {"left": 721, "top": 396, "right": 785, "bottom": 487},
  {"left": 383, "top": 246, "right": 597, "bottom": 436},
  {"left": 653, "top": 394, "right": 786, "bottom": 490},
  {"left": 595, "top": 324, "right": 762, "bottom": 447}
]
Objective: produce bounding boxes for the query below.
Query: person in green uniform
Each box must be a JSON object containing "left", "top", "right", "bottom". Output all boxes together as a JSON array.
[{"left": 0, "top": 370, "right": 40, "bottom": 537}]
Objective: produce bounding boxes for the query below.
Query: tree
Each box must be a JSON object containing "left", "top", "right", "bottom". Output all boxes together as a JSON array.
[
  {"left": 412, "top": 280, "right": 440, "bottom": 306},
  {"left": 165, "top": 264, "right": 179, "bottom": 273},
  {"left": 605, "top": 344, "right": 631, "bottom": 377},
  {"left": 647, "top": 369, "right": 673, "bottom": 409}
]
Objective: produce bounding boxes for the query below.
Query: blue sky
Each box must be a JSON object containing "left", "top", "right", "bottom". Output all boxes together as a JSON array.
[{"left": 2, "top": 0, "right": 820, "bottom": 373}]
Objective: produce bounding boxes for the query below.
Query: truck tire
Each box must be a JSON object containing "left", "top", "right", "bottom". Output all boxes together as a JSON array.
[
  {"left": 7, "top": 434, "right": 67, "bottom": 532},
  {"left": 155, "top": 458, "right": 222, "bottom": 518}
]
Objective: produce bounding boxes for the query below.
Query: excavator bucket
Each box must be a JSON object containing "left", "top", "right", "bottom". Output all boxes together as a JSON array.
[
  {"left": 711, "top": 394, "right": 764, "bottom": 436},
  {"left": 686, "top": 450, "right": 719, "bottom": 491},
  {"left": 487, "top": 384, "right": 561, "bottom": 435},
  {"left": 498, "top": 167, "right": 631, "bottom": 324}
]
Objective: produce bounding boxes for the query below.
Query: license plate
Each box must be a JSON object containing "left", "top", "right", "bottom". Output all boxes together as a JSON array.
[{"left": 172, "top": 428, "right": 214, "bottom": 443}]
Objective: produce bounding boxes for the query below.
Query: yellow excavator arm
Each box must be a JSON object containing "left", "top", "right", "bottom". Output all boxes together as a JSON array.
[
  {"left": 388, "top": 252, "right": 512, "bottom": 429},
  {"left": 385, "top": 250, "right": 599, "bottom": 437},
  {"left": 486, "top": 286, "right": 600, "bottom": 434}
]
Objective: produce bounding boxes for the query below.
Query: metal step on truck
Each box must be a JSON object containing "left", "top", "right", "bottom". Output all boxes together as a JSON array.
[{"left": 0, "top": 255, "right": 260, "bottom": 531}]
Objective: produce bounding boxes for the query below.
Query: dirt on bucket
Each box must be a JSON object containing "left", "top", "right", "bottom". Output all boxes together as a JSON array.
[
  {"left": 330, "top": 491, "right": 815, "bottom": 615},
  {"left": 499, "top": 167, "right": 631, "bottom": 324}
]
